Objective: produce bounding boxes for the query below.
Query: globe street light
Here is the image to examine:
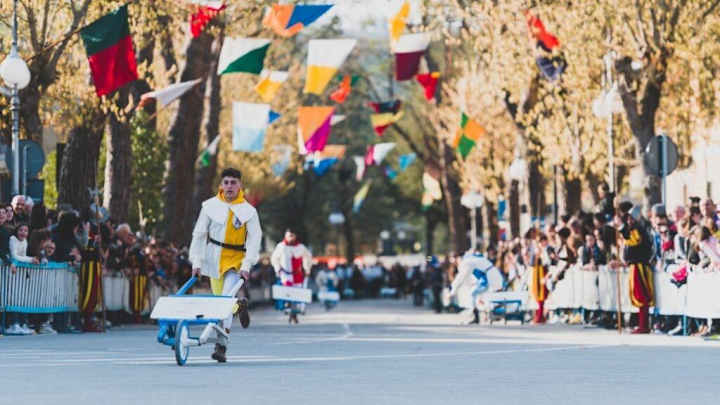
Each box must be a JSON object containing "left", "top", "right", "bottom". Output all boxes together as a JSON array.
[
  {"left": 1, "top": 0, "right": 31, "bottom": 196},
  {"left": 461, "top": 191, "right": 484, "bottom": 251}
]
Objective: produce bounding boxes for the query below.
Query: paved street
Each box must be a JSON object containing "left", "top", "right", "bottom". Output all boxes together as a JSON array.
[{"left": 1, "top": 300, "right": 718, "bottom": 405}]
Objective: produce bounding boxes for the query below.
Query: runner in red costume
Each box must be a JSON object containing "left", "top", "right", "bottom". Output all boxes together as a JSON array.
[{"left": 271, "top": 229, "right": 312, "bottom": 324}]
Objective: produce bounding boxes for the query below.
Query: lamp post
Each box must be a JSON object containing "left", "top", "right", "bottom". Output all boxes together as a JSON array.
[
  {"left": 461, "top": 191, "right": 484, "bottom": 252},
  {"left": 509, "top": 157, "right": 527, "bottom": 238},
  {"left": 1, "top": 0, "right": 32, "bottom": 197}
]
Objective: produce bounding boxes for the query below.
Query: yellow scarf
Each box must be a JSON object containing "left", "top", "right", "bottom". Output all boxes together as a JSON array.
[{"left": 211, "top": 189, "right": 247, "bottom": 296}]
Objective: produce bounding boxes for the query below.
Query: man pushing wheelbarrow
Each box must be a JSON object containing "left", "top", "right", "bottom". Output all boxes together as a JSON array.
[{"left": 187, "top": 167, "right": 263, "bottom": 362}]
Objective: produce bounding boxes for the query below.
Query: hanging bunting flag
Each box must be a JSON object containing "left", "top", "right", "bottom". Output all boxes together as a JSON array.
[
  {"left": 525, "top": 10, "right": 560, "bottom": 52},
  {"left": 271, "top": 145, "right": 293, "bottom": 177},
  {"left": 305, "top": 39, "right": 356, "bottom": 94},
  {"left": 416, "top": 72, "right": 440, "bottom": 101},
  {"left": 312, "top": 145, "right": 346, "bottom": 176},
  {"left": 536, "top": 56, "right": 566, "bottom": 82},
  {"left": 393, "top": 33, "right": 430, "bottom": 81},
  {"left": 268, "top": 110, "right": 281, "bottom": 124},
  {"left": 452, "top": 112, "right": 485, "bottom": 159},
  {"left": 330, "top": 114, "right": 346, "bottom": 126},
  {"left": 423, "top": 172, "right": 442, "bottom": 200},
  {"left": 79, "top": 5, "right": 138, "bottom": 97},
  {"left": 365, "top": 143, "right": 396, "bottom": 166},
  {"left": 254, "top": 69, "right": 289, "bottom": 102},
  {"left": 189, "top": 1, "right": 226, "bottom": 38},
  {"left": 197, "top": 135, "right": 221, "bottom": 168},
  {"left": 232, "top": 102, "right": 270, "bottom": 152},
  {"left": 389, "top": 1, "right": 410, "bottom": 43},
  {"left": 353, "top": 181, "right": 372, "bottom": 213},
  {"left": 297, "top": 106, "right": 335, "bottom": 154},
  {"left": 353, "top": 156, "right": 366, "bottom": 181},
  {"left": 329, "top": 75, "right": 359, "bottom": 104},
  {"left": 218, "top": 38, "right": 271, "bottom": 75},
  {"left": 398, "top": 153, "right": 416, "bottom": 171},
  {"left": 139, "top": 79, "right": 201, "bottom": 108},
  {"left": 263, "top": 4, "right": 334, "bottom": 37},
  {"left": 369, "top": 100, "right": 403, "bottom": 136},
  {"left": 385, "top": 166, "right": 398, "bottom": 180}
]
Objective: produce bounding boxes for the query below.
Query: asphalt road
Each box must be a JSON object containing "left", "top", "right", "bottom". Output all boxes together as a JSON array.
[{"left": 1, "top": 300, "right": 718, "bottom": 405}]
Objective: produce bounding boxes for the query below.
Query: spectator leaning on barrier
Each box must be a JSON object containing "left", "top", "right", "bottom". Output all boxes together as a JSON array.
[
  {"left": 6, "top": 222, "right": 38, "bottom": 335},
  {"left": 50, "top": 211, "right": 83, "bottom": 334}
]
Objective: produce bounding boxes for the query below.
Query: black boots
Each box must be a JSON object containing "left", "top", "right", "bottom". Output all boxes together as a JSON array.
[{"left": 211, "top": 343, "right": 227, "bottom": 363}]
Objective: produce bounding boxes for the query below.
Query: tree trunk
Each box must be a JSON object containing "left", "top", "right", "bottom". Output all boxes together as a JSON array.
[
  {"left": 563, "top": 172, "right": 582, "bottom": 216},
  {"left": 528, "top": 159, "right": 545, "bottom": 219},
  {"left": 509, "top": 180, "right": 520, "bottom": 238},
  {"left": 425, "top": 212, "right": 437, "bottom": 255},
  {"left": 439, "top": 140, "right": 467, "bottom": 255},
  {"left": 342, "top": 209, "right": 355, "bottom": 264},
  {"left": 616, "top": 56, "right": 665, "bottom": 206},
  {"left": 19, "top": 84, "right": 43, "bottom": 143},
  {"left": 485, "top": 200, "right": 498, "bottom": 247},
  {"left": 58, "top": 108, "right": 105, "bottom": 213},
  {"left": 191, "top": 30, "right": 224, "bottom": 227},
  {"left": 103, "top": 90, "right": 133, "bottom": 222},
  {"left": 162, "top": 33, "right": 214, "bottom": 244}
]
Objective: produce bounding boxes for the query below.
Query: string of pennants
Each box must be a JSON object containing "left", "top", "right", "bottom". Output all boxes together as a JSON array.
[{"left": 73, "top": 1, "right": 564, "bottom": 212}]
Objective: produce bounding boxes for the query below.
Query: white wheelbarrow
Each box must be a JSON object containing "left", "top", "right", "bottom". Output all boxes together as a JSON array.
[{"left": 150, "top": 276, "right": 244, "bottom": 366}]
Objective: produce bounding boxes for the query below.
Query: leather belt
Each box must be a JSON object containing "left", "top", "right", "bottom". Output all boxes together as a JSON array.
[{"left": 208, "top": 237, "right": 246, "bottom": 252}]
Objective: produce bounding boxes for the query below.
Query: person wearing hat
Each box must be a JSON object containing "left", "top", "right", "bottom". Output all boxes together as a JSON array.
[
  {"left": 618, "top": 202, "right": 655, "bottom": 334},
  {"left": 270, "top": 227, "right": 312, "bottom": 324},
  {"left": 189, "top": 168, "right": 262, "bottom": 362}
]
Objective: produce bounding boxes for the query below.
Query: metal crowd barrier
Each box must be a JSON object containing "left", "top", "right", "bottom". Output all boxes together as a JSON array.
[{"left": 0, "top": 261, "right": 79, "bottom": 314}]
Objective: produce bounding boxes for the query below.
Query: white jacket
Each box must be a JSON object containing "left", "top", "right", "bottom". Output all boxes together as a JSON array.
[
  {"left": 450, "top": 252, "right": 503, "bottom": 309},
  {"left": 9, "top": 236, "right": 34, "bottom": 263},
  {"left": 189, "top": 196, "right": 262, "bottom": 279},
  {"left": 270, "top": 241, "right": 312, "bottom": 274}
]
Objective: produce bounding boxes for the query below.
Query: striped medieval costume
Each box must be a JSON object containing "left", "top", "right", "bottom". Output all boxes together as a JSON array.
[
  {"left": 620, "top": 223, "right": 655, "bottom": 333},
  {"left": 80, "top": 244, "right": 103, "bottom": 332}
]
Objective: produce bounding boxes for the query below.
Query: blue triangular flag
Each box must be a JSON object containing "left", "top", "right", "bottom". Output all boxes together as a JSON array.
[
  {"left": 269, "top": 110, "right": 281, "bottom": 124},
  {"left": 398, "top": 153, "right": 416, "bottom": 171},
  {"left": 313, "top": 158, "right": 338, "bottom": 176},
  {"left": 286, "top": 5, "right": 333, "bottom": 28}
]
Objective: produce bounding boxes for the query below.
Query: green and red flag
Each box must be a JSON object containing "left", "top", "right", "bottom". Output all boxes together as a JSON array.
[
  {"left": 80, "top": 5, "right": 138, "bottom": 97},
  {"left": 452, "top": 112, "right": 485, "bottom": 159}
]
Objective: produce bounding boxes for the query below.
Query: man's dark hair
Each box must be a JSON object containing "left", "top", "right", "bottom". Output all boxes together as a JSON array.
[{"left": 221, "top": 168, "right": 242, "bottom": 181}]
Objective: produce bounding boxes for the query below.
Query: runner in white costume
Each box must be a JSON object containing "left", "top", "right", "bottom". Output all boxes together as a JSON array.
[{"left": 450, "top": 251, "right": 504, "bottom": 324}]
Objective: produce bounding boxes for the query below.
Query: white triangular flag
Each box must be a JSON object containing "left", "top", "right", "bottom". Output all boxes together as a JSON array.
[{"left": 140, "top": 79, "right": 202, "bottom": 108}]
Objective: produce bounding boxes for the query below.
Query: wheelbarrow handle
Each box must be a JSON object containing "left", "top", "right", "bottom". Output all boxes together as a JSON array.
[{"left": 175, "top": 276, "right": 198, "bottom": 296}]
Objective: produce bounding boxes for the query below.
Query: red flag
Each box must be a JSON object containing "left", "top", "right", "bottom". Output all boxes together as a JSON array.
[
  {"left": 330, "top": 75, "right": 352, "bottom": 104},
  {"left": 525, "top": 10, "right": 559, "bottom": 52},
  {"left": 190, "top": 3, "right": 227, "bottom": 38},
  {"left": 416, "top": 72, "right": 439, "bottom": 101}
]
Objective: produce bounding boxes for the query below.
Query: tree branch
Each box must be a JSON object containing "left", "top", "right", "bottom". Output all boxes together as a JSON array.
[{"left": 702, "top": 0, "right": 720, "bottom": 18}]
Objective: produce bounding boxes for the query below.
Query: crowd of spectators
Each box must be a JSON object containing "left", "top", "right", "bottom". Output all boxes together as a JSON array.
[
  {"left": 4, "top": 184, "right": 720, "bottom": 338},
  {"left": 0, "top": 196, "right": 195, "bottom": 336},
  {"left": 473, "top": 185, "right": 720, "bottom": 336}
]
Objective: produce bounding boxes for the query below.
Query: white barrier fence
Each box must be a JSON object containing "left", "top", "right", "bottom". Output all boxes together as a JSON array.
[
  {"left": 0, "top": 262, "right": 79, "bottom": 313},
  {"left": 516, "top": 264, "right": 720, "bottom": 318},
  {"left": 1, "top": 264, "right": 272, "bottom": 316}
]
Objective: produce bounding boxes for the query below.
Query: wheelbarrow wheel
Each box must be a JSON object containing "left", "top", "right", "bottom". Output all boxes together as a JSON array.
[{"left": 175, "top": 321, "right": 190, "bottom": 366}]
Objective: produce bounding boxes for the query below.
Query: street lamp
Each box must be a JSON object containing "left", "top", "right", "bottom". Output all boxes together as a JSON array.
[
  {"left": 461, "top": 191, "right": 484, "bottom": 251},
  {"left": 1, "top": 0, "right": 32, "bottom": 197}
]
